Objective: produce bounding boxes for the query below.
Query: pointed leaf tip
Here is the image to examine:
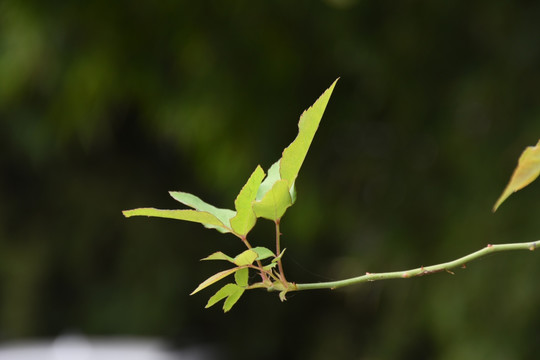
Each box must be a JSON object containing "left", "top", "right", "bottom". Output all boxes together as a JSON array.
[
  {"left": 280, "top": 79, "right": 338, "bottom": 186},
  {"left": 493, "top": 139, "right": 540, "bottom": 212},
  {"left": 190, "top": 267, "right": 240, "bottom": 295}
]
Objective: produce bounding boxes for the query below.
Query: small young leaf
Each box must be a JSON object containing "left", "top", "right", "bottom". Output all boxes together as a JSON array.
[
  {"left": 169, "top": 191, "right": 236, "bottom": 229},
  {"left": 263, "top": 262, "right": 278, "bottom": 271},
  {"left": 205, "top": 283, "right": 237, "bottom": 308},
  {"left": 234, "top": 249, "right": 258, "bottom": 266},
  {"left": 252, "top": 180, "right": 292, "bottom": 221},
  {"left": 230, "top": 165, "right": 266, "bottom": 236},
  {"left": 493, "top": 139, "right": 540, "bottom": 212},
  {"left": 280, "top": 79, "right": 338, "bottom": 187},
  {"left": 272, "top": 248, "right": 286, "bottom": 263},
  {"left": 251, "top": 246, "right": 276, "bottom": 261},
  {"left": 122, "top": 208, "right": 230, "bottom": 233},
  {"left": 201, "top": 251, "right": 235, "bottom": 263},
  {"left": 234, "top": 267, "right": 249, "bottom": 287},
  {"left": 190, "top": 267, "right": 241, "bottom": 295},
  {"left": 223, "top": 285, "right": 245, "bottom": 312}
]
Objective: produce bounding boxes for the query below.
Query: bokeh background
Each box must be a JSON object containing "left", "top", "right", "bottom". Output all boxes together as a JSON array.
[{"left": 2, "top": 0, "right": 540, "bottom": 359}]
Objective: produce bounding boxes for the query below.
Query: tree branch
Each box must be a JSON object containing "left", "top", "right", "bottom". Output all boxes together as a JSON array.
[{"left": 285, "top": 240, "right": 540, "bottom": 292}]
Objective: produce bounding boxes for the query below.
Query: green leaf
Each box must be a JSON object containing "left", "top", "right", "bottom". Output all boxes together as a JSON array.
[
  {"left": 223, "top": 285, "right": 245, "bottom": 312},
  {"left": 280, "top": 79, "right": 338, "bottom": 186},
  {"left": 190, "top": 267, "right": 241, "bottom": 295},
  {"left": 230, "top": 165, "right": 265, "bottom": 236},
  {"left": 201, "top": 251, "right": 235, "bottom": 263},
  {"left": 234, "top": 249, "right": 258, "bottom": 266},
  {"left": 234, "top": 267, "right": 249, "bottom": 287},
  {"left": 169, "top": 191, "right": 236, "bottom": 230},
  {"left": 493, "top": 139, "right": 540, "bottom": 212},
  {"left": 252, "top": 179, "right": 292, "bottom": 221},
  {"left": 122, "top": 208, "right": 230, "bottom": 233},
  {"left": 205, "top": 284, "right": 245, "bottom": 312},
  {"left": 263, "top": 262, "right": 278, "bottom": 271},
  {"left": 272, "top": 248, "right": 286, "bottom": 263},
  {"left": 256, "top": 161, "right": 281, "bottom": 201},
  {"left": 251, "top": 246, "right": 276, "bottom": 261}
]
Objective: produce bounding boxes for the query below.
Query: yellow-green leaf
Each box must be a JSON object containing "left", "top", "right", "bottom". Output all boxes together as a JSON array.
[
  {"left": 230, "top": 165, "right": 265, "bottom": 236},
  {"left": 251, "top": 246, "right": 275, "bottom": 261},
  {"left": 205, "top": 283, "right": 245, "bottom": 312},
  {"left": 169, "top": 191, "right": 236, "bottom": 230},
  {"left": 234, "top": 268, "right": 249, "bottom": 287},
  {"left": 233, "top": 249, "right": 258, "bottom": 266},
  {"left": 223, "top": 286, "right": 245, "bottom": 312},
  {"left": 280, "top": 79, "right": 338, "bottom": 186},
  {"left": 493, "top": 139, "right": 540, "bottom": 212},
  {"left": 252, "top": 179, "right": 292, "bottom": 221},
  {"left": 190, "top": 267, "right": 241, "bottom": 295},
  {"left": 201, "top": 251, "right": 235, "bottom": 263},
  {"left": 122, "top": 208, "right": 230, "bottom": 233}
]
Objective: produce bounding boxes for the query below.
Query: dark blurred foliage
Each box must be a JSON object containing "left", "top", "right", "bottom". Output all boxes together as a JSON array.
[{"left": 1, "top": 0, "right": 540, "bottom": 358}]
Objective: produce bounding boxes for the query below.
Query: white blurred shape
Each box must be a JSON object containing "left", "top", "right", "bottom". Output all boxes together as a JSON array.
[{"left": 0, "top": 336, "right": 215, "bottom": 360}]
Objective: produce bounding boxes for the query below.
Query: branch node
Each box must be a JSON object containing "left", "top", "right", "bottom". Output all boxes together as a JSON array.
[
  {"left": 402, "top": 272, "right": 409, "bottom": 278},
  {"left": 487, "top": 244, "right": 493, "bottom": 248}
]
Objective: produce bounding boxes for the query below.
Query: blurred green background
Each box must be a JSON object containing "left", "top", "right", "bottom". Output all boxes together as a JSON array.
[{"left": 1, "top": 0, "right": 540, "bottom": 358}]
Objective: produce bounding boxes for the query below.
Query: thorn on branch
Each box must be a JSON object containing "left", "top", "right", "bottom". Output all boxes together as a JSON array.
[
  {"left": 445, "top": 269, "right": 455, "bottom": 275},
  {"left": 461, "top": 264, "right": 467, "bottom": 269},
  {"left": 487, "top": 244, "right": 493, "bottom": 248}
]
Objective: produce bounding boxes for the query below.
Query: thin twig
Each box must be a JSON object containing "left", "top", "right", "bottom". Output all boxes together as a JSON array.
[
  {"left": 275, "top": 219, "right": 287, "bottom": 284},
  {"left": 281, "top": 240, "right": 540, "bottom": 292}
]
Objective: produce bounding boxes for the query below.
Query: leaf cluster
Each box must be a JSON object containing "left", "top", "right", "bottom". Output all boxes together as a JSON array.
[{"left": 124, "top": 79, "right": 338, "bottom": 311}]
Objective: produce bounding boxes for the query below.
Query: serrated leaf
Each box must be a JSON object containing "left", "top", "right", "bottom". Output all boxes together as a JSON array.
[
  {"left": 223, "top": 285, "right": 245, "bottom": 312},
  {"left": 234, "top": 249, "right": 258, "bottom": 266},
  {"left": 122, "top": 208, "right": 230, "bottom": 233},
  {"left": 169, "top": 191, "right": 236, "bottom": 230},
  {"left": 252, "top": 180, "right": 292, "bottom": 221},
  {"left": 494, "top": 139, "right": 540, "bottom": 212},
  {"left": 201, "top": 251, "right": 235, "bottom": 263},
  {"left": 280, "top": 79, "right": 338, "bottom": 186},
  {"left": 205, "top": 283, "right": 237, "bottom": 308},
  {"left": 234, "top": 267, "right": 249, "bottom": 287},
  {"left": 230, "top": 165, "right": 265, "bottom": 236},
  {"left": 251, "top": 246, "right": 276, "bottom": 261},
  {"left": 190, "top": 267, "right": 241, "bottom": 295}
]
